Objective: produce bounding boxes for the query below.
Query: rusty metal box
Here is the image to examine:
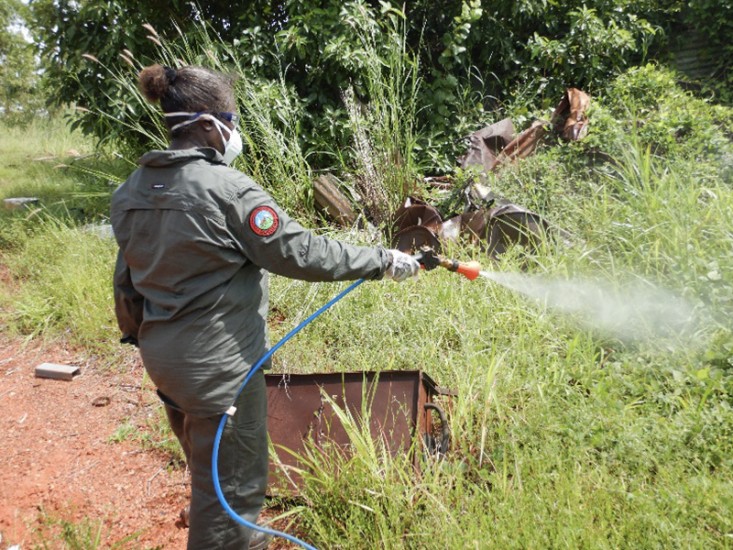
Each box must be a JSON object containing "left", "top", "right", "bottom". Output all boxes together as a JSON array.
[{"left": 265, "top": 370, "right": 449, "bottom": 494}]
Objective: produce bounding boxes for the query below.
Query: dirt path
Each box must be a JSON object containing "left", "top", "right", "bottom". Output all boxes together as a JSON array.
[{"left": 0, "top": 338, "right": 190, "bottom": 548}]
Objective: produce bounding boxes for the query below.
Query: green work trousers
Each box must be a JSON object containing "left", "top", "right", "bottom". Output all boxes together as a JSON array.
[{"left": 164, "top": 370, "right": 268, "bottom": 550}]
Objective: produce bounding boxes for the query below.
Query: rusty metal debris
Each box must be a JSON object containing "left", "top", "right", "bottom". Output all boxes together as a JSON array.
[
  {"left": 552, "top": 88, "right": 591, "bottom": 141},
  {"left": 460, "top": 88, "right": 590, "bottom": 177},
  {"left": 458, "top": 118, "right": 548, "bottom": 176},
  {"left": 266, "top": 370, "right": 452, "bottom": 495},
  {"left": 391, "top": 89, "right": 589, "bottom": 258},
  {"left": 457, "top": 117, "right": 515, "bottom": 174},
  {"left": 494, "top": 119, "right": 549, "bottom": 166},
  {"left": 392, "top": 195, "right": 548, "bottom": 260},
  {"left": 312, "top": 88, "right": 589, "bottom": 259},
  {"left": 313, "top": 174, "right": 358, "bottom": 227},
  {"left": 391, "top": 198, "right": 443, "bottom": 253}
]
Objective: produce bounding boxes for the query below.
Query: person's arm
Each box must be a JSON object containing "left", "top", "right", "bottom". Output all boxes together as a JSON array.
[
  {"left": 226, "top": 178, "right": 391, "bottom": 282},
  {"left": 113, "top": 249, "right": 144, "bottom": 346}
]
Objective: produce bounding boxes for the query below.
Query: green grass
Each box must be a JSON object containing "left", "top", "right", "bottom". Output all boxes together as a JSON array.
[
  {"left": 32, "top": 509, "right": 142, "bottom": 550},
  {"left": 108, "top": 371, "right": 186, "bottom": 466},
  {"left": 259, "top": 121, "right": 733, "bottom": 548},
  {"left": 1, "top": 67, "right": 732, "bottom": 549},
  {"left": 263, "top": 164, "right": 733, "bottom": 547},
  {"left": 0, "top": 116, "right": 131, "bottom": 234},
  {"left": 109, "top": 408, "right": 186, "bottom": 467},
  {"left": 1, "top": 214, "right": 119, "bottom": 353},
  {"left": 0, "top": 117, "right": 124, "bottom": 355}
]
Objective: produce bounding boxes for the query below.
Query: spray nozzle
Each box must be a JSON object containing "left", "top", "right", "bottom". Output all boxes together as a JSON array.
[{"left": 413, "top": 246, "right": 482, "bottom": 281}]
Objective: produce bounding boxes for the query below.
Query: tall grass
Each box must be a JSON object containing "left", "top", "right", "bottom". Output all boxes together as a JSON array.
[
  {"left": 0, "top": 119, "right": 122, "bottom": 355},
  {"left": 0, "top": 117, "right": 127, "bottom": 241},
  {"left": 0, "top": 116, "right": 97, "bottom": 202},
  {"left": 2, "top": 213, "right": 118, "bottom": 353},
  {"left": 261, "top": 135, "right": 733, "bottom": 548},
  {"left": 265, "top": 251, "right": 732, "bottom": 547},
  {"left": 0, "top": 116, "right": 92, "bottom": 165},
  {"left": 76, "top": 12, "right": 424, "bottom": 226},
  {"left": 339, "top": 5, "right": 422, "bottom": 226},
  {"left": 1, "top": 62, "right": 732, "bottom": 549}
]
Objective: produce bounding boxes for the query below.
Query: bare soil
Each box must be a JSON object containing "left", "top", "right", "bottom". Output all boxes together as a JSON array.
[
  {"left": 0, "top": 256, "right": 294, "bottom": 549},
  {"left": 0, "top": 338, "right": 191, "bottom": 549}
]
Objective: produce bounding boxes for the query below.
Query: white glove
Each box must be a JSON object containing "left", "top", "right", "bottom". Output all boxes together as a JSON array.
[{"left": 385, "top": 249, "right": 421, "bottom": 282}]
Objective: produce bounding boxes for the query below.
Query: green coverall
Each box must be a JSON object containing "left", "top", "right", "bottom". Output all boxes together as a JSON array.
[{"left": 111, "top": 147, "right": 390, "bottom": 549}]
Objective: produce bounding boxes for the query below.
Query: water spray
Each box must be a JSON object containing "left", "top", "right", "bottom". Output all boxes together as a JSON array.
[
  {"left": 480, "top": 270, "right": 701, "bottom": 344},
  {"left": 413, "top": 245, "right": 699, "bottom": 344}
]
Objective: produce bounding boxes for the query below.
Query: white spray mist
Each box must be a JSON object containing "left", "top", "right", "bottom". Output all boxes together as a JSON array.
[{"left": 480, "top": 270, "right": 702, "bottom": 345}]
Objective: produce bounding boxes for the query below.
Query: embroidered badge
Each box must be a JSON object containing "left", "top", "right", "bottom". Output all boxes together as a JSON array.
[{"left": 249, "top": 206, "right": 279, "bottom": 237}]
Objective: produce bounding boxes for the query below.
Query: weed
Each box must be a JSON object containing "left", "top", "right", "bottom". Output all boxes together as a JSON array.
[{"left": 32, "top": 509, "right": 141, "bottom": 550}]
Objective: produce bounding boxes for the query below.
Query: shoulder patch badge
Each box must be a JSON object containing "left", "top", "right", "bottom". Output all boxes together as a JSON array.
[{"left": 249, "top": 205, "right": 279, "bottom": 237}]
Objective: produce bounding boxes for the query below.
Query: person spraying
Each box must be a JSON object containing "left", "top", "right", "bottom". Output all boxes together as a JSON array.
[{"left": 110, "top": 64, "right": 420, "bottom": 550}]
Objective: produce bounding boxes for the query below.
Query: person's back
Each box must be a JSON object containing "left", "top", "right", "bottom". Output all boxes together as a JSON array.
[
  {"left": 111, "top": 63, "right": 420, "bottom": 550},
  {"left": 112, "top": 148, "right": 269, "bottom": 416}
]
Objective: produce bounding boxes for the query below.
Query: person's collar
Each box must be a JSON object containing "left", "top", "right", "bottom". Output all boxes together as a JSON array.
[{"left": 138, "top": 147, "right": 226, "bottom": 167}]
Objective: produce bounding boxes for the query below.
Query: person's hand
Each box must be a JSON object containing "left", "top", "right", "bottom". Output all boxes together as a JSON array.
[{"left": 385, "top": 249, "right": 420, "bottom": 282}]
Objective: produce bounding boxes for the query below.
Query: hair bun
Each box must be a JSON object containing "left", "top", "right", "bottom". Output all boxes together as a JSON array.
[
  {"left": 138, "top": 64, "right": 173, "bottom": 103},
  {"left": 163, "top": 66, "right": 177, "bottom": 84}
]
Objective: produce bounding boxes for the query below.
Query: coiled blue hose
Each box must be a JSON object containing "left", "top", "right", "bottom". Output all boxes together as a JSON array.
[{"left": 212, "top": 278, "right": 366, "bottom": 550}]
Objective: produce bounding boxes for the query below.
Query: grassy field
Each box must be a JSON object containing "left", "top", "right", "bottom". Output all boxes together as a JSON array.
[{"left": 1, "top": 68, "right": 733, "bottom": 548}]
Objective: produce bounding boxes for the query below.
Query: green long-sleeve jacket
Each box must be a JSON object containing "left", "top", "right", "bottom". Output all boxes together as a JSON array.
[{"left": 111, "top": 148, "right": 389, "bottom": 416}]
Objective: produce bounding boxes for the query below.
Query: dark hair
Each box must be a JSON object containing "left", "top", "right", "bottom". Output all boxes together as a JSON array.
[{"left": 138, "top": 64, "right": 236, "bottom": 135}]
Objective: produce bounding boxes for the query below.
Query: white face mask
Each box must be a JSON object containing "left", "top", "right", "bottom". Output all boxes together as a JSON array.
[
  {"left": 217, "top": 122, "right": 243, "bottom": 166},
  {"left": 166, "top": 111, "right": 243, "bottom": 165}
]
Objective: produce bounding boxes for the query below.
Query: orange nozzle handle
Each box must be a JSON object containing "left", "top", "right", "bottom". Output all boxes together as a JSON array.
[
  {"left": 439, "top": 258, "right": 482, "bottom": 280},
  {"left": 455, "top": 261, "right": 482, "bottom": 281}
]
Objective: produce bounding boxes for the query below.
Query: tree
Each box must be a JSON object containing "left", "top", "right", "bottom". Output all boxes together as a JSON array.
[
  {"left": 28, "top": 0, "right": 669, "bottom": 159},
  {"left": 1, "top": 0, "right": 41, "bottom": 124},
  {"left": 28, "top": 0, "right": 290, "bottom": 144}
]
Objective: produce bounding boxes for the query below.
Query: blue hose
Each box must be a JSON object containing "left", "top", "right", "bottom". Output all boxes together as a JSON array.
[{"left": 212, "top": 278, "right": 366, "bottom": 550}]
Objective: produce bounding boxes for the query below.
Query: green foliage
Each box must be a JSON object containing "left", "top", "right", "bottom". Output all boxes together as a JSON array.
[
  {"left": 412, "top": 0, "right": 662, "bottom": 159},
  {"left": 1, "top": 58, "right": 732, "bottom": 549},
  {"left": 0, "top": 0, "right": 43, "bottom": 124},
  {"left": 28, "top": 0, "right": 279, "bottom": 140},
  {"left": 29, "top": 0, "right": 673, "bottom": 174},
  {"left": 83, "top": 20, "right": 317, "bottom": 218},
  {"left": 582, "top": 64, "right": 733, "bottom": 162},
  {"left": 257, "top": 70, "right": 733, "bottom": 547},
  {"left": 45, "top": 5, "right": 426, "bottom": 223},
  {"left": 527, "top": 6, "right": 656, "bottom": 90},
  {"left": 674, "top": 0, "right": 733, "bottom": 105}
]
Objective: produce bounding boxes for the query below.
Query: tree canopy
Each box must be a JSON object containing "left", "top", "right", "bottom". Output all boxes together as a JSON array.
[
  {"left": 26, "top": 0, "right": 733, "bottom": 163},
  {"left": 1, "top": 0, "right": 41, "bottom": 124}
]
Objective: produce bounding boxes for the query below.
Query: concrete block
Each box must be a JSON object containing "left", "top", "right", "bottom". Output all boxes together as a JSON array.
[
  {"left": 34, "top": 363, "right": 80, "bottom": 381},
  {"left": 3, "top": 197, "right": 40, "bottom": 210}
]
